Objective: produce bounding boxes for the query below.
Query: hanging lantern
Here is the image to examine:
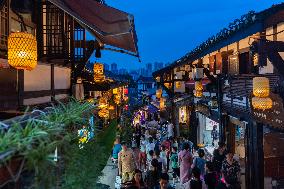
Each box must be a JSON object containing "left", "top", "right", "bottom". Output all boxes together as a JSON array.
[
  {"left": 195, "top": 81, "right": 203, "bottom": 91},
  {"left": 93, "top": 63, "right": 105, "bottom": 82},
  {"left": 8, "top": 32, "right": 37, "bottom": 70},
  {"left": 160, "top": 98, "right": 165, "bottom": 110},
  {"left": 252, "top": 97, "right": 273, "bottom": 110},
  {"left": 164, "top": 83, "right": 171, "bottom": 89},
  {"left": 124, "top": 88, "right": 128, "bottom": 95},
  {"left": 156, "top": 77, "right": 161, "bottom": 82},
  {"left": 253, "top": 77, "right": 270, "bottom": 98},
  {"left": 109, "top": 105, "right": 115, "bottom": 110},
  {"left": 98, "top": 108, "right": 109, "bottom": 118},
  {"left": 113, "top": 88, "right": 118, "bottom": 95},
  {"left": 99, "top": 97, "right": 108, "bottom": 109},
  {"left": 156, "top": 88, "right": 162, "bottom": 99},
  {"left": 114, "top": 95, "right": 121, "bottom": 104},
  {"left": 175, "top": 81, "right": 182, "bottom": 89},
  {"left": 194, "top": 90, "right": 203, "bottom": 98}
]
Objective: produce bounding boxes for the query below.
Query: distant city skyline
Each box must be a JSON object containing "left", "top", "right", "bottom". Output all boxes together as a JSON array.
[{"left": 88, "top": 0, "right": 282, "bottom": 70}]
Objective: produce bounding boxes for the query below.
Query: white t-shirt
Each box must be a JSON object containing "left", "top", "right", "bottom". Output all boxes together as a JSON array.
[{"left": 167, "top": 123, "right": 174, "bottom": 138}]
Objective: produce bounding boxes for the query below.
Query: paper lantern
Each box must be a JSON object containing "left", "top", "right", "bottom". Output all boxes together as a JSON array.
[
  {"left": 99, "top": 97, "right": 108, "bottom": 109},
  {"left": 194, "top": 90, "right": 203, "bottom": 98},
  {"left": 175, "top": 81, "right": 182, "bottom": 89},
  {"left": 93, "top": 63, "right": 105, "bottom": 82},
  {"left": 113, "top": 88, "right": 118, "bottom": 95},
  {"left": 253, "top": 77, "right": 270, "bottom": 98},
  {"left": 164, "top": 83, "right": 171, "bottom": 89},
  {"left": 252, "top": 97, "right": 272, "bottom": 110},
  {"left": 156, "top": 88, "right": 162, "bottom": 99},
  {"left": 114, "top": 95, "right": 121, "bottom": 104},
  {"left": 195, "top": 81, "right": 203, "bottom": 91},
  {"left": 98, "top": 108, "right": 109, "bottom": 118},
  {"left": 124, "top": 88, "right": 128, "bottom": 95},
  {"left": 109, "top": 105, "right": 115, "bottom": 110},
  {"left": 160, "top": 98, "right": 166, "bottom": 110},
  {"left": 8, "top": 32, "right": 37, "bottom": 70}
]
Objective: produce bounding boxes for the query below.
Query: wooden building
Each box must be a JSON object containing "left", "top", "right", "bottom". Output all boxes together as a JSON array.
[
  {"left": 0, "top": 0, "right": 138, "bottom": 119},
  {"left": 153, "top": 3, "right": 284, "bottom": 189}
]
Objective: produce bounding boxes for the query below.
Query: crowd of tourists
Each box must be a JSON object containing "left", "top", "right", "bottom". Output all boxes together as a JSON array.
[{"left": 112, "top": 115, "right": 241, "bottom": 189}]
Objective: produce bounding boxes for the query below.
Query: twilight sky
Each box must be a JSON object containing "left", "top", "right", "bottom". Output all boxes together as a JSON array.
[{"left": 89, "top": 0, "right": 283, "bottom": 71}]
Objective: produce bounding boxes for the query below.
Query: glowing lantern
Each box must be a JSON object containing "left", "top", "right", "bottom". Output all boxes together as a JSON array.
[
  {"left": 194, "top": 90, "right": 203, "bottom": 98},
  {"left": 156, "top": 88, "right": 162, "bottom": 99},
  {"left": 252, "top": 77, "right": 272, "bottom": 110},
  {"left": 93, "top": 63, "right": 105, "bottom": 82},
  {"left": 252, "top": 97, "right": 273, "bottom": 110},
  {"left": 109, "top": 105, "right": 115, "bottom": 110},
  {"left": 124, "top": 88, "right": 128, "bottom": 95},
  {"left": 8, "top": 32, "right": 37, "bottom": 70},
  {"left": 99, "top": 97, "right": 108, "bottom": 109},
  {"left": 160, "top": 98, "right": 165, "bottom": 110},
  {"left": 195, "top": 81, "right": 203, "bottom": 91},
  {"left": 98, "top": 108, "right": 109, "bottom": 118},
  {"left": 253, "top": 77, "right": 270, "bottom": 98},
  {"left": 113, "top": 88, "right": 118, "bottom": 95},
  {"left": 156, "top": 77, "right": 161, "bottom": 82},
  {"left": 164, "top": 83, "right": 171, "bottom": 89},
  {"left": 175, "top": 81, "right": 182, "bottom": 89},
  {"left": 114, "top": 95, "right": 121, "bottom": 104}
]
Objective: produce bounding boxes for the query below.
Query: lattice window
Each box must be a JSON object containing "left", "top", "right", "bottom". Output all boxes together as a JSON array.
[
  {"left": 0, "top": 0, "right": 9, "bottom": 52},
  {"left": 41, "top": 2, "right": 73, "bottom": 62}
]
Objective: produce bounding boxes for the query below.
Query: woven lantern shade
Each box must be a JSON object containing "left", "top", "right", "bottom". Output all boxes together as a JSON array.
[
  {"left": 109, "top": 105, "right": 115, "bottom": 110},
  {"left": 175, "top": 81, "right": 182, "bottom": 89},
  {"left": 194, "top": 90, "right": 203, "bottom": 98},
  {"left": 253, "top": 77, "right": 270, "bottom": 98},
  {"left": 160, "top": 98, "right": 165, "bottom": 110},
  {"left": 93, "top": 63, "right": 105, "bottom": 82},
  {"left": 98, "top": 108, "right": 109, "bottom": 118},
  {"left": 252, "top": 97, "right": 272, "bottom": 110},
  {"left": 99, "top": 97, "right": 108, "bottom": 109},
  {"left": 195, "top": 81, "right": 203, "bottom": 91},
  {"left": 8, "top": 32, "right": 37, "bottom": 70},
  {"left": 156, "top": 88, "right": 162, "bottom": 99},
  {"left": 113, "top": 88, "right": 118, "bottom": 95},
  {"left": 114, "top": 95, "right": 121, "bottom": 104},
  {"left": 164, "top": 83, "right": 171, "bottom": 89}
]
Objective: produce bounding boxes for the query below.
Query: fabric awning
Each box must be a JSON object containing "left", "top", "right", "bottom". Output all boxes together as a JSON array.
[{"left": 48, "top": 0, "right": 139, "bottom": 55}]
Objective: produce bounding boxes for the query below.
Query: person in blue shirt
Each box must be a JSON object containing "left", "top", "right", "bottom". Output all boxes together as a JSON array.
[{"left": 112, "top": 137, "right": 122, "bottom": 163}]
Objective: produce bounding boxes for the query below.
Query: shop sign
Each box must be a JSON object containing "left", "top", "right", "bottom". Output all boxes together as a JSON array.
[{"left": 251, "top": 93, "right": 284, "bottom": 131}]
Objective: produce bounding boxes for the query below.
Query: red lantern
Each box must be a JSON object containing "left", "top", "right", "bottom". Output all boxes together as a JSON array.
[{"left": 124, "top": 88, "right": 128, "bottom": 95}]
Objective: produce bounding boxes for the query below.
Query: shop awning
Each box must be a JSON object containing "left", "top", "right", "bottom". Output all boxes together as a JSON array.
[{"left": 48, "top": 0, "right": 139, "bottom": 56}]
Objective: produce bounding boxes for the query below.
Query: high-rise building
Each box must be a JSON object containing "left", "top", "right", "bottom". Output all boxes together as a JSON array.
[
  {"left": 154, "top": 62, "right": 164, "bottom": 71},
  {"left": 119, "top": 68, "right": 128, "bottom": 75},
  {"left": 104, "top": 63, "right": 110, "bottom": 71},
  {"left": 146, "top": 63, "right": 152, "bottom": 76},
  {"left": 111, "top": 63, "right": 118, "bottom": 74}
]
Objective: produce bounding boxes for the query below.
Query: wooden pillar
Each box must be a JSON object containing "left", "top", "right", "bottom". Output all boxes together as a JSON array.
[
  {"left": 246, "top": 121, "right": 264, "bottom": 189},
  {"left": 17, "top": 70, "right": 24, "bottom": 110}
]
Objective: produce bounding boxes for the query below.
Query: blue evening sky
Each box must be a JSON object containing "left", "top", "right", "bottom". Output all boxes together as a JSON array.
[{"left": 89, "top": 0, "right": 283, "bottom": 70}]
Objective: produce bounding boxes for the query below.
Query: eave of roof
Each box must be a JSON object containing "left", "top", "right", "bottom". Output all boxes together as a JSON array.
[{"left": 153, "top": 3, "right": 284, "bottom": 77}]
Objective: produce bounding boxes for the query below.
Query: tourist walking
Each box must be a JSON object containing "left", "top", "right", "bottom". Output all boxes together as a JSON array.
[
  {"left": 212, "top": 142, "right": 226, "bottom": 175},
  {"left": 112, "top": 137, "right": 122, "bottom": 163},
  {"left": 221, "top": 152, "right": 241, "bottom": 189},
  {"left": 159, "top": 173, "right": 174, "bottom": 189},
  {"left": 178, "top": 142, "right": 193, "bottom": 184},
  {"left": 170, "top": 146, "right": 180, "bottom": 185},
  {"left": 145, "top": 159, "right": 160, "bottom": 189},
  {"left": 132, "top": 169, "right": 146, "bottom": 189},
  {"left": 204, "top": 161, "right": 218, "bottom": 189},
  {"left": 118, "top": 142, "right": 137, "bottom": 183},
  {"left": 184, "top": 167, "right": 206, "bottom": 189},
  {"left": 191, "top": 149, "right": 206, "bottom": 177}
]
